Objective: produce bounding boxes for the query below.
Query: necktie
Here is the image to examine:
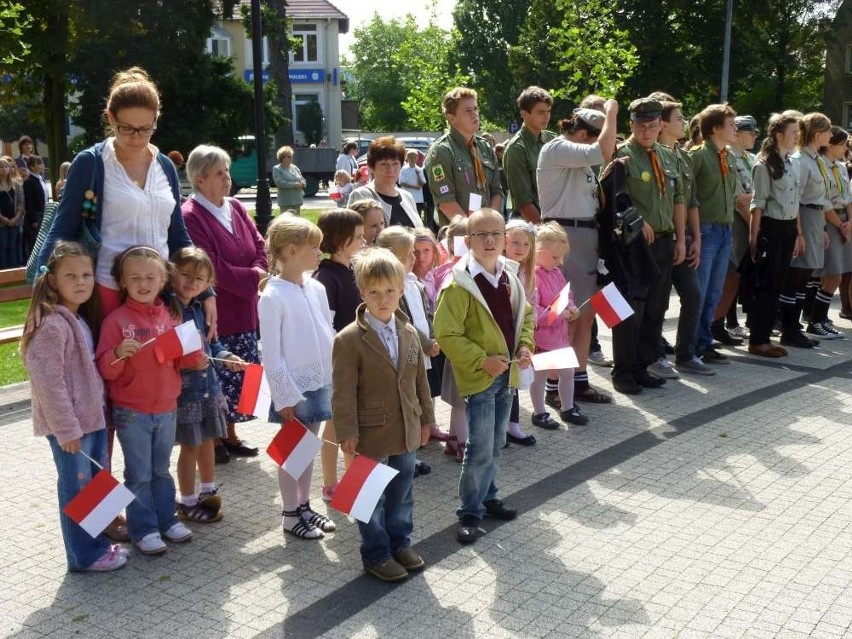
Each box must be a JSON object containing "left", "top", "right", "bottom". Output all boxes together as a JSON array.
[
  {"left": 719, "top": 148, "right": 729, "bottom": 177},
  {"left": 832, "top": 163, "right": 846, "bottom": 199},
  {"left": 466, "top": 138, "right": 487, "bottom": 191},
  {"left": 815, "top": 155, "right": 831, "bottom": 200},
  {"left": 647, "top": 148, "right": 665, "bottom": 197}
]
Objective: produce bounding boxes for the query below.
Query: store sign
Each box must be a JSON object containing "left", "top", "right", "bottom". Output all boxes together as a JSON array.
[{"left": 244, "top": 68, "right": 326, "bottom": 84}]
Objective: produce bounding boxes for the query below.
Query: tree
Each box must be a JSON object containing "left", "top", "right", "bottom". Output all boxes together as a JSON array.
[{"left": 0, "top": 2, "right": 31, "bottom": 64}]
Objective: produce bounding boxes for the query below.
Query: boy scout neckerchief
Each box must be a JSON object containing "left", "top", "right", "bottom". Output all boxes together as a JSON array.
[
  {"left": 466, "top": 138, "right": 487, "bottom": 191},
  {"left": 832, "top": 162, "right": 847, "bottom": 199},
  {"left": 815, "top": 154, "right": 831, "bottom": 200},
  {"left": 646, "top": 147, "right": 665, "bottom": 197},
  {"left": 718, "top": 148, "right": 729, "bottom": 177}
]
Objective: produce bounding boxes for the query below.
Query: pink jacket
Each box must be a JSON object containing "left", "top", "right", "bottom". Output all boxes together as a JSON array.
[
  {"left": 25, "top": 306, "right": 106, "bottom": 445},
  {"left": 533, "top": 265, "right": 575, "bottom": 352}
]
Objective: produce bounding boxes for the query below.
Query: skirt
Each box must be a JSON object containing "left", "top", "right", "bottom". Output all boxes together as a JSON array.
[
  {"left": 821, "top": 219, "right": 852, "bottom": 276},
  {"left": 217, "top": 330, "right": 261, "bottom": 423},
  {"left": 175, "top": 395, "right": 229, "bottom": 447},
  {"left": 791, "top": 205, "right": 826, "bottom": 270}
]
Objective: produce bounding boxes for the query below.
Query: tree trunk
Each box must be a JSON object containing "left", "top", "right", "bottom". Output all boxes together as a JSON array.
[
  {"left": 42, "top": 4, "right": 69, "bottom": 181},
  {"left": 267, "top": 0, "right": 294, "bottom": 147}
]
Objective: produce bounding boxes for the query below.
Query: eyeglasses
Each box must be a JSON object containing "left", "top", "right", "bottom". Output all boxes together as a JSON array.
[
  {"left": 115, "top": 122, "right": 157, "bottom": 137},
  {"left": 469, "top": 231, "right": 504, "bottom": 240}
]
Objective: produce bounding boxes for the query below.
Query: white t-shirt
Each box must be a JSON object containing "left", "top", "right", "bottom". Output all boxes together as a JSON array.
[{"left": 399, "top": 165, "right": 425, "bottom": 204}]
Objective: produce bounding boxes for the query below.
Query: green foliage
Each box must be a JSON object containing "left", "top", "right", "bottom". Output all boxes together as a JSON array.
[
  {"left": 0, "top": 97, "right": 46, "bottom": 146},
  {"left": 0, "top": 2, "right": 31, "bottom": 64}
]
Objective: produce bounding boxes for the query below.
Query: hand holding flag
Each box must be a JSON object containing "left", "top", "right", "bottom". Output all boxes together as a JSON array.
[
  {"left": 153, "top": 320, "right": 203, "bottom": 363},
  {"left": 531, "top": 347, "right": 579, "bottom": 371},
  {"left": 267, "top": 419, "right": 323, "bottom": 480},
  {"left": 330, "top": 455, "right": 399, "bottom": 523},
  {"left": 589, "top": 283, "right": 634, "bottom": 328},
  {"left": 64, "top": 458, "right": 136, "bottom": 538},
  {"left": 545, "top": 282, "right": 572, "bottom": 326},
  {"left": 236, "top": 363, "right": 272, "bottom": 418}
]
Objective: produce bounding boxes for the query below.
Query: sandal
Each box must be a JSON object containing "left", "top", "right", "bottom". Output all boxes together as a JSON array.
[
  {"left": 299, "top": 502, "right": 336, "bottom": 533},
  {"left": 574, "top": 386, "right": 613, "bottom": 404},
  {"left": 282, "top": 509, "right": 323, "bottom": 539},
  {"left": 177, "top": 502, "right": 223, "bottom": 523}
]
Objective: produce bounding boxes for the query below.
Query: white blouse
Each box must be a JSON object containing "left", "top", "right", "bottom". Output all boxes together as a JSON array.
[{"left": 97, "top": 139, "right": 176, "bottom": 289}]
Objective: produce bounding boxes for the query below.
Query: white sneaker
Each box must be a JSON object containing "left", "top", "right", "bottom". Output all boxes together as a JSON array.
[
  {"left": 588, "top": 350, "right": 613, "bottom": 367},
  {"left": 647, "top": 357, "right": 679, "bottom": 379},
  {"left": 677, "top": 356, "right": 717, "bottom": 376},
  {"left": 163, "top": 522, "right": 193, "bottom": 543},
  {"left": 134, "top": 532, "right": 168, "bottom": 555},
  {"left": 728, "top": 325, "right": 749, "bottom": 338}
]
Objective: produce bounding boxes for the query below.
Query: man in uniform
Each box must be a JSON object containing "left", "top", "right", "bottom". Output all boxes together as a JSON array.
[
  {"left": 607, "top": 98, "right": 686, "bottom": 395},
  {"left": 503, "top": 86, "right": 556, "bottom": 222},
  {"left": 426, "top": 87, "right": 503, "bottom": 226}
]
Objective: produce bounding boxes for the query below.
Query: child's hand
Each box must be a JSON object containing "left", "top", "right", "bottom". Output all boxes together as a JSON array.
[
  {"left": 420, "top": 424, "right": 431, "bottom": 447},
  {"left": 341, "top": 436, "right": 359, "bottom": 456},
  {"left": 563, "top": 307, "right": 580, "bottom": 322},
  {"left": 481, "top": 355, "right": 509, "bottom": 377},
  {"left": 114, "top": 339, "right": 141, "bottom": 359},
  {"left": 224, "top": 355, "right": 247, "bottom": 372},
  {"left": 428, "top": 342, "right": 441, "bottom": 357},
  {"left": 516, "top": 346, "right": 533, "bottom": 369},
  {"left": 278, "top": 406, "right": 295, "bottom": 422},
  {"left": 60, "top": 438, "right": 81, "bottom": 454}
]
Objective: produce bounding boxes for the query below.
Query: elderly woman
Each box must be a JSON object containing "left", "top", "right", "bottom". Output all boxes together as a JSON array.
[
  {"left": 182, "top": 144, "right": 268, "bottom": 463},
  {"left": 272, "top": 146, "right": 306, "bottom": 215},
  {"left": 346, "top": 136, "right": 421, "bottom": 228}
]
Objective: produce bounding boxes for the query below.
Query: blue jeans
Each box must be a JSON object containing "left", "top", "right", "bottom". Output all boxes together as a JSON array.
[
  {"left": 695, "top": 223, "right": 732, "bottom": 351},
  {"left": 113, "top": 407, "right": 178, "bottom": 541},
  {"left": 458, "top": 372, "right": 513, "bottom": 520},
  {"left": 357, "top": 451, "right": 416, "bottom": 566},
  {"left": 48, "top": 430, "right": 112, "bottom": 571}
]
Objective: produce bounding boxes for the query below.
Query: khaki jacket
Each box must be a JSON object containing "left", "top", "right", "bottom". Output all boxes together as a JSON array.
[{"left": 332, "top": 305, "right": 435, "bottom": 459}]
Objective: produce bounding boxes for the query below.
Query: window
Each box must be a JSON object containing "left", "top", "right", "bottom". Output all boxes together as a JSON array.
[
  {"left": 294, "top": 94, "right": 324, "bottom": 146},
  {"left": 291, "top": 24, "right": 319, "bottom": 63},
  {"left": 207, "top": 26, "right": 232, "bottom": 58},
  {"left": 245, "top": 36, "right": 270, "bottom": 67}
]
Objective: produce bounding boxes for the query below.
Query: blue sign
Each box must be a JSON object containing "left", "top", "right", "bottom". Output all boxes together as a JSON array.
[
  {"left": 508, "top": 121, "right": 521, "bottom": 134},
  {"left": 243, "top": 68, "right": 326, "bottom": 84}
]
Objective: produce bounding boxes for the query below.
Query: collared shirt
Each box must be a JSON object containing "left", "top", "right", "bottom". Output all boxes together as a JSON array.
[
  {"left": 667, "top": 144, "right": 699, "bottom": 210},
  {"left": 191, "top": 191, "right": 233, "bottom": 234},
  {"left": 503, "top": 126, "right": 556, "bottom": 211},
  {"left": 364, "top": 309, "right": 398, "bottom": 367},
  {"left": 792, "top": 147, "right": 831, "bottom": 208},
  {"left": 537, "top": 136, "right": 604, "bottom": 220},
  {"left": 729, "top": 146, "right": 756, "bottom": 196},
  {"left": 468, "top": 253, "right": 506, "bottom": 289},
  {"left": 750, "top": 156, "right": 799, "bottom": 221},
  {"left": 690, "top": 139, "right": 737, "bottom": 225},
  {"left": 827, "top": 157, "right": 851, "bottom": 210},
  {"left": 614, "top": 139, "right": 683, "bottom": 233}
]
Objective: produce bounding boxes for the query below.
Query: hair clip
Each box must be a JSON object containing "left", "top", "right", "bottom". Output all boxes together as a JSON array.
[{"left": 38, "top": 265, "right": 49, "bottom": 275}]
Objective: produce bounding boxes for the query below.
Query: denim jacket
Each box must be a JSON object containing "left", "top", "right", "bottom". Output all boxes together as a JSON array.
[{"left": 175, "top": 295, "right": 232, "bottom": 402}]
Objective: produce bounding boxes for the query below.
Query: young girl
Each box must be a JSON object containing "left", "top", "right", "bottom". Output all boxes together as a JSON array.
[
  {"left": 23, "top": 241, "right": 127, "bottom": 572},
  {"left": 258, "top": 216, "right": 337, "bottom": 540},
  {"left": 169, "top": 247, "right": 246, "bottom": 523},
  {"left": 529, "top": 223, "right": 587, "bottom": 427},
  {"left": 349, "top": 198, "right": 386, "bottom": 245},
  {"left": 331, "top": 170, "right": 354, "bottom": 203},
  {"left": 413, "top": 228, "right": 442, "bottom": 311},
  {"left": 504, "top": 220, "right": 538, "bottom": 446},
  {"left": 314, "top": 208, "right": 366, "bottom": 501},
  {"left": 96, "top": 246, "right": 195, "bottom": 555}
]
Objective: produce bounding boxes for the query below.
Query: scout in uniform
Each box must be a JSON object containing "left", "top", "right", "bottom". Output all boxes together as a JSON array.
[{"left": 425, "top": 87, "right": 503, "bottom": 226}]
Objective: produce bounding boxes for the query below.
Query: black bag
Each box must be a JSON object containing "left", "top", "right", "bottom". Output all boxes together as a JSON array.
[{"left": 614, "top": 205, "right": 645, "bottom": 246}]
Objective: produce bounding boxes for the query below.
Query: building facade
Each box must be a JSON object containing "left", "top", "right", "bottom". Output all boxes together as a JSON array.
[{"left": 824, "top": 0, "right": 852, "bottom": 129}]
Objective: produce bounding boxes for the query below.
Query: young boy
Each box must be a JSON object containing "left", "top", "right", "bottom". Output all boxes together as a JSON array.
[
  {"left": 332, "top": 247, "right": 435, "bottom": 582},
  {"left": 433, "top": 208, "right": 535, "bottom": 544}
]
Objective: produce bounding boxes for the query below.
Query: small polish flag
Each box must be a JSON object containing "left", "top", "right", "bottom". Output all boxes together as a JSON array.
[
  {"left": 545, "top": 282, "right": 571, "bottom": 326},
  {"left": 531, "top": 347, "right": 579, "bottom": 371},
  {"left": 589, "top": 283, "right": 634, "bottom": 328},
  {"left": 330, "top": 455, "right": 399, "bottom": 524},
  {"left": 63, "top": 470, "right": 136, "bottom": 538},
  {"left": 236, "top": 363, "right": 272, "bottom": 418},
  {"left": 153, "top": 320, "right": 203, "bottom": 363},
  {"left": 267, "top": 419, "right": 323, "bottom": 480}
]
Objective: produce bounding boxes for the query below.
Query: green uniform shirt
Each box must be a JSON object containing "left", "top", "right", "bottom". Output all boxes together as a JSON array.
[
  {"left": 690, "top": 139, "right": 737, "bottom": 225},
  {"left": 670, "top": 144, "right": 698, "bottom": 210},
  {"left": 503, "top": 126, "right": 556, "bottom": 212},
  {"left": 614, "top": 138, "right": 683, "bottom": 234},
  {"left": 425, "top": 127, "right": 502, "bottom": 220}
]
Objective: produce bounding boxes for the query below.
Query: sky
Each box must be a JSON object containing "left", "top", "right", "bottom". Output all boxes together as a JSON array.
[{"left": 336, "top": 0, "right": 457, "bottom": 57}]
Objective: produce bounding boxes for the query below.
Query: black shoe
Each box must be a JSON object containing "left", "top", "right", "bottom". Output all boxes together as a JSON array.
[
  {"left": 531, "top": 412, "right": 561, "bottom": 430},
  {"left": 457, "top": 515, "right": 483, "bottom": 544},
  {"left": 613, "top": 375, "right": 643, "bottom": 395},
  {"left": 214, "top": 444, "right": 230, "bottom": 464},
  {"left": 222, "top": 439, "right": 260, "bottom": 457},
  {"left": 780, "top": 331, "right": 816, "bottom": 349},
  {"left": 663, "top": 338, "right": 675, "bottom": 355},
  {"left": 712, "top": 324, "right": 743, "bottom": 346},
  {"left": 544, "top": 391, "right": 562, "bottom": 411},
  {"left": 484, "top": 499, "right": 517, "bottom": 520},
  {"left": 635, "top": 370, "right": 666, "bottom": 388},
  {"left": 700, "top": 347, "right": 730, "bottom": 364},
  {"left": 560, "top": 406, "right": 589, "bottom": 425},
  {"left": 413, "top": 461, "right": 431, "bottom": 477},
  {"left": 506, "top": 433, "right": 536, "bottom": 446}
]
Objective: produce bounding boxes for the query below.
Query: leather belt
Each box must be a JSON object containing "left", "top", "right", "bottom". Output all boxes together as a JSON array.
[
  {"left": 543, "top": 217, "right": 597, "bottom": 229},
  {"left": 802, "top": 203, "right": 823, "bottom": 211}
]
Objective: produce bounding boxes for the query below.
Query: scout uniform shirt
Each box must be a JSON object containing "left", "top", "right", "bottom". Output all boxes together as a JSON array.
[
  {"left": 426, "top": 127, "right": 502, "bottom": 217},
  {"left": 689, "top": 139, "right": 737, "bottom": 225},
  {"left": 730, "top": 146, "right": 756, "bottom": 196},
  {"left": 750, "top": 156, "right": 799, "bottom": 221},
  {"left": 669, "top": 144, "right": 699, "bottom": 210},
  {"left": 615, "top": 138, "right": 683, "bottom": 233},
  {"left": 503, "top": 126, "right": 556, "bottom": 213}
]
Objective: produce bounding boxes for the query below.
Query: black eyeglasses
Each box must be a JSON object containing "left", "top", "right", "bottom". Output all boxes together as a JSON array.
[{"left": 115, "top": 122, "right": 157, "bottom": 137}]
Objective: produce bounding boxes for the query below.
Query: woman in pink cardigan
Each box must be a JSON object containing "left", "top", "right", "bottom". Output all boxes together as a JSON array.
[{"left": 182, "top": 145, "right": 269, "bottom": 463}]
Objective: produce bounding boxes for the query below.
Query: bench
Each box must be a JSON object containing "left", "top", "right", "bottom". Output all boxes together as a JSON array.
[{"left": 0, "top": 267, "right": 29, "bottom": 345}]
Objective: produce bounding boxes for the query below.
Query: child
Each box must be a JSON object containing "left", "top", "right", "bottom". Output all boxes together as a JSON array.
[
  {"left": 349, "top": 198, "right": 386, "bottom": 245},
  {"left": 377, "top": 226, "right": 448, "bottom": 449},
  {"left": 169, "top": 247, "right": 246, "bottom": 523},
  {"left": 332, "top": 247, "right": 435, "bottom": 582},
  {"left": 96, "top": 246, "right": 195, "bottom": 556},
  {"left": 503, "top": 219, "right": 538, "bottom": 446},
  {"left": 258, "top": 215, "right": 337, "bottom": 540},
  {"left": 332, "top": 169, "right": 354, "bottom": 203},
  {"left": 314, "top": 208, "right": 366, "bottom": 501},
  {"left": 529, "top": 223, "right": 587, "bottom": 427},
  {"left": 413, "top": 228, "right": 442, "bottom": 311},
  {"left": 23, "top": 241, "right": 127, "bottom": 572},
  {"left": 434, "top": 208, "right": 535, "bottom": 544}
]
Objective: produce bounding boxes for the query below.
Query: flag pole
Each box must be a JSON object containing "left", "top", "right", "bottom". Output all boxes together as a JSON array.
[
  {"left": 78, "top": 450, "right": 105, "bottom": 470},
  {"left": 110, "top": 337, "right": 157, "bottom": 365}
]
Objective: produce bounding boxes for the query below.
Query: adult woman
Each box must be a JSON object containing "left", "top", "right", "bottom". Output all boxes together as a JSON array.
[
  {"left": 272, "top": 146, "right": 306, "bottom": 215},
  {"left": 0, "top": 157, "right": 24, "bottom": 268},
  {"left": 182, "top": 144, "right": 268, "bottom": 463},
  {"left": 346, "top": 136, "right": 420, "bottom": 228}
]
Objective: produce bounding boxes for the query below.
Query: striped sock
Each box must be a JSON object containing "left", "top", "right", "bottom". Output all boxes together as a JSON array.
[
  {"left": 811, "top": 290, "right": 834, "bottom": 325},
  {"left": 545, "top": 379, "right": 559, "bottom": 394}
]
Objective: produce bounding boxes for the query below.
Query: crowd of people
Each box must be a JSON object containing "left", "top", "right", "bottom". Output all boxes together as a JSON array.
[{"left": 19, "top": 68, "right": 852, "bottom": 584}]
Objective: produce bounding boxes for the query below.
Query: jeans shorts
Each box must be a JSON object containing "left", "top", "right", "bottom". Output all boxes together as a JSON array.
[{"left": 269, "top": 384, "right": 332, "bottom": 425}]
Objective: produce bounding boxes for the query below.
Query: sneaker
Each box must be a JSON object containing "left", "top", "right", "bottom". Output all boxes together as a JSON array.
[
  {"left": 364, "top": 557, "right": 408, "bottom": 582},
  {"left": 728, "top": 325, "right": 749, "bottom": 338},
  {"left": 483, "top": 499, "right": 517, "bottom": 520},
  {"left": 588, "top": 350, "right": 613, "bottom": 367},
  {"left": 85, "top": 546, "right": 128, "bottom": 572},
  {"left": 560, "top": 406, "right": 589, "bottom": 425},
  {"left": 531, "top": 412, "right": 561, "bottom": 430},
  {"left": 163, "top": 522, "right": 193, "bottom": 543},
  {"left": 712, "top": 324, "right": 743, "bottom": 346},
  {"left": 392, "top": 547, "right": 426, "bottom": 572},
  {"left": 647, "top": 358, "right": 679, "bottom": 379},
  {"left": 816, "top": 322, "right": 843, "bottom": 339},
  {"left": 111, "top": 544, "right": 130, "bottom": 559},
  {"left": 134, "top": 532, "right": 168, "bottom": 556},
  {"left": 321, "top": 484, "right": 337, "bottom": 502},
  {"left": 806, "top": 322, "right": 842, "bottom": 340},
  {"left": 676, "top": 356, "right": 716, "bottom": 376},
  {"left": 781, "top": 331, "right": 816, "bottom": 349},
  {"left": 700, "top": 347, "right": 730, "bottom": 364}
]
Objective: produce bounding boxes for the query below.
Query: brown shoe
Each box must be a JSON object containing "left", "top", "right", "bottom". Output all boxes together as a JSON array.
[
  {"left": 104, "top": 515, "right": 130, "bottom": 542},
  {"left": 393, "top": 547, "right": 425, "bottom": 572},
  {"left": 364, "top": 557, "right": 408, "bottom": 582},
  {"left": 748, "top": 344, "right": 787, "bottom": 358}
]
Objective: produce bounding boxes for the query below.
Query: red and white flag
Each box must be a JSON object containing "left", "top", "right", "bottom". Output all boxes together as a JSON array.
[
  {"left": 153, "top": 320, "right": 203, "bottom": 363},
  {"left": 63, "top": 470, "right": 136, "bottom": 538},
  {"left": 236, "top": 363, "right": 272, "bottom": 418},
  {"left": 330, "top": 455, "right": 399, "bottom": 523},
  {"left": 545, "top": 282, "right": 572, "bottom": 326},
  {"left": 267, "top": 419, "right": 323, "bottom": 480},
  {"left": 531, "top": 347, "right": 579, "bottom": 371},
  {"left": 589, "top": 283, "right": 634, "bottom": 328}
]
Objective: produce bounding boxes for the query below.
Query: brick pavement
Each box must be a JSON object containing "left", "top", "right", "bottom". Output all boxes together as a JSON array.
[{"left": 2, "top": 314, "right": 852, "bottom": 638}]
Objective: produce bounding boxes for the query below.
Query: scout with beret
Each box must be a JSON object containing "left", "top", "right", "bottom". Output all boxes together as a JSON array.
[{"left": 425, "top": 87, "right": 503, "bottom": 226}]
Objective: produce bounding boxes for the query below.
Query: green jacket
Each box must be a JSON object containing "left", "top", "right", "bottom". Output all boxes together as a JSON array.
[{"left": 433, "top": 255, "right": 535, "bottom": 397}]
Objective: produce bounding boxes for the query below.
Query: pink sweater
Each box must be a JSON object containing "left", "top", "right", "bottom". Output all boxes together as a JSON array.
[
  {"left": 25, "top": 306, "right": 106, "bottom": 445},
  {"left": 96, "top": 298, "right": 183, "bottom": 414},
  {"left": 533, "top": 265, "right": 575, "bottom": 352}
]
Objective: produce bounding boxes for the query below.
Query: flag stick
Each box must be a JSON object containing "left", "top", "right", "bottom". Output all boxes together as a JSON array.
[
  {"left": 78, "top": 450, "right": 105, "bottom": 470},
  {"left": 109, "top": 337, "right": 157, "bottom": 366}
]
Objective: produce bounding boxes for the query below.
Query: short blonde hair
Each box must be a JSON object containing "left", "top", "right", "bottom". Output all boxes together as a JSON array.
[
  {"left": 467, "top": 207, "right": 505, "bottom": 233},
  {"left": 262, "top": 215, "right": 322, "bottom": 289},
  {"left": 442, "top": 87, "right": 478, "bottom": 117},
  {"left": 536, "top": 221, "right": 570, "bottom": 250},
  {"left": 186, "top": 144, "right": 231, "bottom": 187},
  {"left": 376, "top": 226, "right": 415, "bottom": 264},
  {"left": 277, "top": 145, "right": 294, "bottom": 162},
  {"left": 353, "top": 247, "right": 405, "bottom": 290}
]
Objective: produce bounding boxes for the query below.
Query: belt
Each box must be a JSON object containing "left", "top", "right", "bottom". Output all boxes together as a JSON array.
[
  {"left": 654, "top": 232, "right": 675, "bottom": 240},
  {"left": 802, "top": 203, "right": 824, "bottom": 211},
  {"left": 544, "top": 217, "right": 597, "bottom": 229}
]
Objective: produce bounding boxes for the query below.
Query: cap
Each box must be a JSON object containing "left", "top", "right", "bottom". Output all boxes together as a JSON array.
[
  {"left": 573, "top": 108, "right": 605, "bottom": 131},
  {"left": 735, "top": 115, "right": 759, "bottom": 133},
  {"left": 629, "top": 98, "right": 662, "bottom": 122}
]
